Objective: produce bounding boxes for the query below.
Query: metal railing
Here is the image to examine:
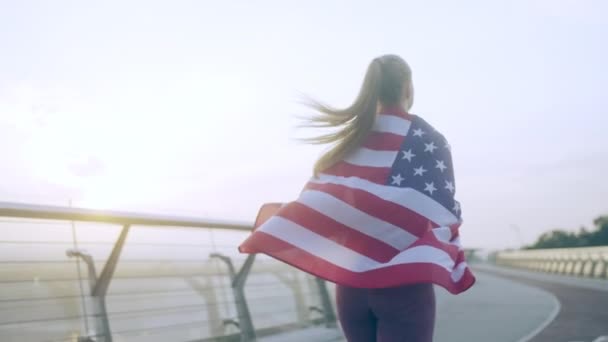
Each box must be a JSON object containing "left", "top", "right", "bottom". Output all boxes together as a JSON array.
[
  {"left": 0, "top": 202, "right": 337, "bottom": 342},
  {"left": 495, "top": 246, "right": 608, "bottom": 279}
]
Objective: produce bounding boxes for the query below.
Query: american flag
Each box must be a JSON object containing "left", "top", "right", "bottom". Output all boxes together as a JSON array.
[{"left": 239, "top": 107, "right": 475, "bottom": 294}]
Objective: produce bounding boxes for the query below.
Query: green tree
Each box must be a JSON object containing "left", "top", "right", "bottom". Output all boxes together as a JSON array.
[
  {"left": 526, "top": 215, "right": 608, "bottom": 249},
  {"left": 590, "top": 216, "right": 608, "bottom": 246}
]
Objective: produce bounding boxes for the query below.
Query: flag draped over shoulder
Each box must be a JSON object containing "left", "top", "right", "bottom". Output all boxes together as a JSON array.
[{"left": 239, "top": 108, "right": 475, "bottom": 294}]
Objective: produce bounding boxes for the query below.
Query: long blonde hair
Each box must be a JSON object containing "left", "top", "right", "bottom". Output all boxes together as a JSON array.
[{"left": 303, "top": 55, "right": 413, "bottom": 175}]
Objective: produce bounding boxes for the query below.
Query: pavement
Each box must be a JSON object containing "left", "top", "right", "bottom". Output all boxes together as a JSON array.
[
  {"left": 475, "top": 264, "right": 608, "bottom": 342},
  {"left": 261, "top": 265, "right": 568, "bottom": 342}
]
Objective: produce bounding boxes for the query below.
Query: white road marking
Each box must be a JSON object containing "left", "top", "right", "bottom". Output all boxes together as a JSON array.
[{"left": 516, "top": 292, "right": 561, "bottom": 342}]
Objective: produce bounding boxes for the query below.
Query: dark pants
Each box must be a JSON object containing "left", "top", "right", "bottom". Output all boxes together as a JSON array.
[{"left": 335, "top": 283, "right": 436, "bottom": 342}]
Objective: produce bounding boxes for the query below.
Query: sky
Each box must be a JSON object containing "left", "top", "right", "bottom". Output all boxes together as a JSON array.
[{"left": 1, "top": 0, "right": 607, "bottom": 250}]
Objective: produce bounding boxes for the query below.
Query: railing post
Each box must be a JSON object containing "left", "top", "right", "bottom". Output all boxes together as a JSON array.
[
  {"left": 66, "top": 224, "right": 130, "bottom": 342},
  {"left": 66, "top": 249, "right": 109, "bottom": 342},
  {"left": 314, "top": 278, "right": 337, "bottom": 328},
  {"left": 210, "top": 253, "right": 257, "bottom": 342},
  {"left": 600, "top": 252, "right": 608, "bottom": 279}
]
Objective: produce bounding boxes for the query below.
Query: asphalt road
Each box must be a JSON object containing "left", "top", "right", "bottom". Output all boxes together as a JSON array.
[
  {"left": 475, "top": 264, "right": 608, "bottom": 342},
  {"left": 263, "top": 269, "right": 561, "bottom": 342},
  {"left": 261, "top": 264, "right": 608, "bottom": 342}
]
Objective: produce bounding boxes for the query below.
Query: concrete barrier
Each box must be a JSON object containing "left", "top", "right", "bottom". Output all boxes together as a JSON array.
[{"left": 496, "top": 246, "right": 608, "bottom": 279}]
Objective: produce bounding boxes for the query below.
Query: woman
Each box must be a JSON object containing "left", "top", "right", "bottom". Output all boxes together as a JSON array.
[{"left": 240, "top": 55, "right": 475, "bottom": 341}]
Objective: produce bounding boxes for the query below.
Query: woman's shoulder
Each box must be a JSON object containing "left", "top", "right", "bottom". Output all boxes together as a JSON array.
[{"left": 409, "top": 114, "right": 449, "bottom": 143}]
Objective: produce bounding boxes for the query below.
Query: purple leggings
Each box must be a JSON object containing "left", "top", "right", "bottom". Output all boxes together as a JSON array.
[{"left": 335, "top": 283, "right": 435, "bottom": 342}]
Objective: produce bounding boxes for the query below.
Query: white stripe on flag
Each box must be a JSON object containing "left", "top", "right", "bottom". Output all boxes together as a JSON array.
[
  {"left": 373, "top": 115, "right": 412, "bottom": 136},
  {"left": 261, "top": 216, "right": 465, "bottom": 281},
  {"left": 311, "top": 174, "right": 459, "bottom": 226},
  {"left": 432, "top": 227, "right": 452, "bottom": 243},
  {"left": 298, "top": 190, "right": 417, "bottom": 250},
  {"left": 450, "top": 237, "right": 463, "bottom": 249},
  {"left": 343, "top": 148, "right": 398, "bottom": 168},
  {"left": 432, "top": 226, "right": 463, "bottom": 250},
  {"left": 451, "top": 262, "right": 469, "bottom": 281}
]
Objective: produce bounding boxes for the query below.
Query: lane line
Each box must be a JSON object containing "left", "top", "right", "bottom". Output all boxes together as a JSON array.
[
  {"left": 514, "top": 285, "right": 561, "bottom": 342},
  {"left": 474, "top": 264, "right": 562, "bottom": 342}
]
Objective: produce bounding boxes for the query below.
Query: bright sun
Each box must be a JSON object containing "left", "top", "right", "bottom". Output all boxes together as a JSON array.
[{"left": 18, "top": 71, "right": 263, "bottom": 210}]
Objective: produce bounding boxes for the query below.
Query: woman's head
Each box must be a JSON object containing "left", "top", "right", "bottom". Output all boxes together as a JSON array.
[
  {"left": 375, "top": 54, "right": 413, "bottom": 110},
  {"left": 304, "top": 54, "right": 413, "bottom": 174}
]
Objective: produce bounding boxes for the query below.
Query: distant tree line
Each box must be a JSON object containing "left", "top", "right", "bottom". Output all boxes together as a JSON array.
[{"left": 525, "top": 216, "right": 608, "bottom": 249}]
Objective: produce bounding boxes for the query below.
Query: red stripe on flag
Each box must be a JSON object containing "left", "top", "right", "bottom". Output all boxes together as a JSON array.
[
  {"left": 449, "top": 224, "right": 461, "bottom": 241},
  {"left": 277, "top": 202, "right": 399, "bottom": 262},
  {"left": 455, "top": 250, "right": 466, "bottom": 264},
  {"left": 363, "top": 132, "right": 405, "bottom": 151},
  {"left": 323, "top": 162, "right": 391, "bottom": 184},
  {"left": 240, "top": 232, "right": 476, "bottom": 294},
  {"left": 304, "top": 182, "right": 438, "bottom": 237}
]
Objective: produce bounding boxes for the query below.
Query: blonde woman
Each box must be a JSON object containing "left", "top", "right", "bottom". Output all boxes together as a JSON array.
[{"left": 240, "top": 55, "right": 475, "bottom": 341}]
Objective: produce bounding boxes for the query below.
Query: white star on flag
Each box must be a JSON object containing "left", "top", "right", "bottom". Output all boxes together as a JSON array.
[
  {"left": 453, "top": 201, "right": 461, "bottom": 212},
  {"left": 401, "top": 149, "right": 415, "bottom": 162},
  {"left": 435, "top": 160, "right": 447, "bottom": 172},
  {"left": 413, "top": 166, "right": 427, "bottom": 176},
  {"left": 391, "top": 173, "right": 404, "bottom": 186},
  {"left": 445, "top": 181, "right": 455, "bottom": 193},
  {"left": 424, "top": 142, "right": 437, "bottom": 153},
  {"left": 413, "top": 128, "right": 425, "bottom": 137},
  {"left": 424, "top": 182, "right": 437, "bottom": 195}
]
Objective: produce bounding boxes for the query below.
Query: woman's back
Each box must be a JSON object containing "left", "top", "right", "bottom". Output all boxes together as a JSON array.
[{"left": 240, "top": 105, "right": 472, "bottom": 292}]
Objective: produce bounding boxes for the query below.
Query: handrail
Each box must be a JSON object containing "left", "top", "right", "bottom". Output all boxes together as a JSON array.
[
  {"left": 0, "top": 201, "right": 338, "bottom": 342},
  {"left": 0, "top": 201, "right": 253, "bottom": 230}
]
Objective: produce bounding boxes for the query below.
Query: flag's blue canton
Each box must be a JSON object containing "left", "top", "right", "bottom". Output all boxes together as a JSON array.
[{"left": 386, "top": 116, "right": 461, "bottom": 218}]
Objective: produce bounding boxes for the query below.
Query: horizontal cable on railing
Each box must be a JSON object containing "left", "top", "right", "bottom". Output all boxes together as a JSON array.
[
  {"left": 0, "top": 259, "right": 227, "bottom": 263},
  {"left": 0, "top": 313, "right": 98, "bottom": 327},
  {"left": 0, "top": 275, "right": 212, "bottom": 284},
  {"left": 0, "top": 240, "right": 240, "bottom": 248},
  {"left": 0, "top": 241, "right": 75, "bottom": 245},
  {"left": 0, "top": 272, "right": 312, "bottom": 284},
  {"left": 0, "top": 201, "right": 336, "bottom": 341},
  {"left": 115, "top": 295, "right": 323, "bottom": 315},
  {"left": 1, "top": 289, "right": 318, "bottom": 308},
  {"left": 0, "top": 283, "right": 319, "bottom": 303},
  {"left": 49, "top": 338, "right": 84, "bottom": 342},
  {"left": 2, "top": 271, "right": 235, "bottom": 282},
  {"left": 88, "top": 318, "right": 215, "bottom": 338},
  {"left": 0, "top": 219, "right": 72, "bottom": 224},
  {"left": 0, "top": 260, "right": 78, "bottom": 264},
  {"left": 85, "top": 307, "right": 310, "bottom": 339}
]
